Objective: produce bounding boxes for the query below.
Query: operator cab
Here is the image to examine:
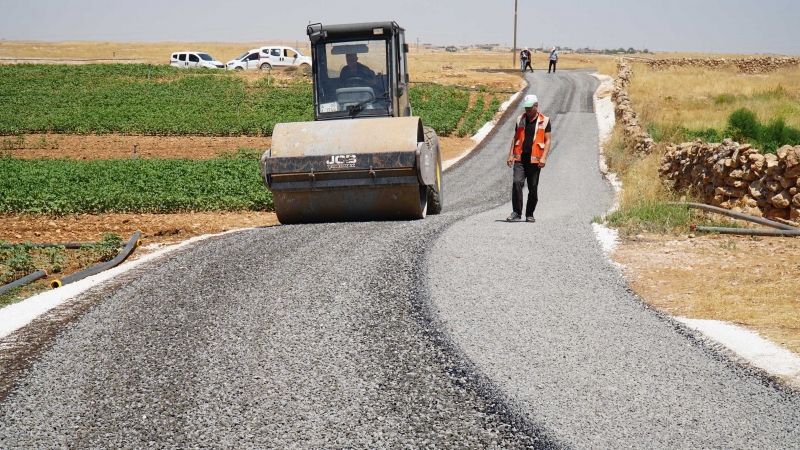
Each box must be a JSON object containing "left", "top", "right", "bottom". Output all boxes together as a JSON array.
[{"left": 307, "top": 22, "right": 411, "bottom": 120}]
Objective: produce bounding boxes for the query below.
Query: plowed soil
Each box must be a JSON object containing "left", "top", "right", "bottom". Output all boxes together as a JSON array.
[
  {"left": 4, "top": 133, "right": 476, "bottom": 163},
  {"left": 5, "top": 134, "right": 272, "bottom": 160}
]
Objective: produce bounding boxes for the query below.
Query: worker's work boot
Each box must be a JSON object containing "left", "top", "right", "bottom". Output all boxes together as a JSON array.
[{"left": 507, "top": 212, "right": 521, "bottom": 221}]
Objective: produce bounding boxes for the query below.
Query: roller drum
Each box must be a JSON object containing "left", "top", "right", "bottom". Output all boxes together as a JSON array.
[{"left": 263, "top": 117, "right": 439, "bottom": 224}]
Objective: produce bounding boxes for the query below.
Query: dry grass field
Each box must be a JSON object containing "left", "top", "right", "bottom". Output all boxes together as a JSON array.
[
  {"left": 627, "top": 62, "right": 800, "bottom": 141},
  {"left": 0, "top": 39, "right": 311, "bottom": 65}
]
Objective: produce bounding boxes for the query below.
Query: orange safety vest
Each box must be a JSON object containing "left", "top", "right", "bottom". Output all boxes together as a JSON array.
[{"left": 512, "top": 112, "right": 550, "bottom": 163}]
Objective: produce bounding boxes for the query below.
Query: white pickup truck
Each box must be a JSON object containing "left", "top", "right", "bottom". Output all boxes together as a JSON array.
[{"left": 227, "top": 46, "right": 312, "bottom": 71}]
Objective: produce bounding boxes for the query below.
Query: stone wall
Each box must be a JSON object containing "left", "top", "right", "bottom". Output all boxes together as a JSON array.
[
  {"left": 643, "top": 57, "right": 800, "bottom": 74},
  {"left": 612, "top": 59, "right": 656, "bottom": 155},
  {"left": 608, "top": 58, "right": 800, "bottom": 224},
  {"left": 659, "top": 141, "right": 800, "bottom": 222}
]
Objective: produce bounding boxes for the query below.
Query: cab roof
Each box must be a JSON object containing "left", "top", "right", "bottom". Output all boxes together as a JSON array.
[{"left": 307, "top": 22, "right": 403, "bottom": 44}]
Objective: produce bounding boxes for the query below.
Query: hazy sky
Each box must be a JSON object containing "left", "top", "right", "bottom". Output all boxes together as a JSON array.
[{"left": 1, "top": 0, "right": 799, "bottom": 54}]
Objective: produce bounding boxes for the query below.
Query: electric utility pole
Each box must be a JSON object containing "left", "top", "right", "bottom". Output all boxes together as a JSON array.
[{"left": 512, "top": 0, "right": 518, "bottom": 68}]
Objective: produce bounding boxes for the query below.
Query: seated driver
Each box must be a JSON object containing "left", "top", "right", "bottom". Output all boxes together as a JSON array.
[{"left": 339, "top": 53, "right": 376, "bottom": 86}]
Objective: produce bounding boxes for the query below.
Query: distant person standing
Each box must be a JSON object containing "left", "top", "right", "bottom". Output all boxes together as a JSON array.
[
  {"left": 519, "top": 48, "right": 531, "bottom": 72},
  {"left": 548, "top": 47, "right": 558, "bottom": 73},
  {"left": 522, "top": 48, "right": 533, "bottom": 73},
  {"left": 506, "top": 94, "right": 551, "bottom": 222}
]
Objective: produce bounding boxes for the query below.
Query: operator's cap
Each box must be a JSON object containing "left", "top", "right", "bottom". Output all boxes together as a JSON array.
[{"left": 523, "top": 94, "right": 538, "bottom": 107}]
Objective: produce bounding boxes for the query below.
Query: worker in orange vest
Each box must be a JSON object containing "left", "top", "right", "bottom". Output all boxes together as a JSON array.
[{"left": 506, "top": 94, "right": 552, "bottom": 222}]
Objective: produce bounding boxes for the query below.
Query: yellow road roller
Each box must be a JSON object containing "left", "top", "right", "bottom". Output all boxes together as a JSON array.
[{"left": 261, "top": 22, "right": 443, "bottom": 224}]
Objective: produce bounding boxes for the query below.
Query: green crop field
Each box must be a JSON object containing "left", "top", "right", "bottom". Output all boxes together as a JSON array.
[
  {"left": 0, "top": 65, "right": 506, "bottom": 215},
  {"left": 0, "top": 64, "right": 312, "bottom": 136},
  {"left": 0, "top": 154, "right": 271, "bottom": 215},
  {"left": 0, "top": 64, "right": 502, "bottom": 138}
]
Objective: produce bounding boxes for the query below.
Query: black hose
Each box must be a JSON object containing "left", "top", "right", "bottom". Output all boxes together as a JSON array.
[
  {"left": 1, "top": 242, "right": 99, "bottom": 249},
  {"left": 673, "top": 202, "right": 798, "bottom": 231},
  {"left": 0, "top": 270, "right": 48, "bottom": 296},
  {"left": 50, "top": 231, "right": 142, "bottom": 289},
  {"left": 693, "top": 226, "right": 800, "bottom": 237}
]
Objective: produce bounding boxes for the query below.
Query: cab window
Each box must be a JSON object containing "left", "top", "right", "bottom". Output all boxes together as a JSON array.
[
  {"left": 284, "top": 49, "right": 297, "bottom": 58},
  {"left": 189, "top": 54, "right": 199, "bottom": 62}
]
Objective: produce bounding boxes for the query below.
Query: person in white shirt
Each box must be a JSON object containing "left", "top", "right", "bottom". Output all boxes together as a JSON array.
[{"left": 548, "top": 48, "right": 558, "bottom": 73}]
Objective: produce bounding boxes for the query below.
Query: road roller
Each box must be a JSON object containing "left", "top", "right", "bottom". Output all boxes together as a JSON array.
[{"left": 261, "top": 21, "right": 443, "bottom": 224}]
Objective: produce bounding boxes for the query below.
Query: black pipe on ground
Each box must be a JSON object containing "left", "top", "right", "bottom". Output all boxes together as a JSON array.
[
  {"left": 692, "top": 226, "right": 800, "bottom": 237},
  {"left": 673, "top": 202, "right": 800, "bottom": 237},
  {"left": 674, "top": 201, "right": 798, "bottom": 231},
  {"left": 0, "top": 270, "right": 48, "bottom": 296},
  {"left": 50, "top": 231, "right": 142, "bottom": 289}
]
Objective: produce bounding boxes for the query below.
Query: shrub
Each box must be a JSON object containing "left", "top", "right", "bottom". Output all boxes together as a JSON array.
[
  {"left": 726, "top": 108, "right": 760, "bottom": 143},
  {"left": 761, "top": 117, "right": 800, "bottom": 153}
]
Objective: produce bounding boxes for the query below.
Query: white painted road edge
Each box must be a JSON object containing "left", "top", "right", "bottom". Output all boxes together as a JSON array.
[
  {"left": 589, "top": 71, "right": 800, "bottom": 389},
  {"left": 0, "top": 229, "right": 246, "bottom": 339},
  {"left": 442, "top": 91, "right": 522, "bottom": 172},
  {"left": 676, "top": 317, "right": 800, "bottom": 389}
]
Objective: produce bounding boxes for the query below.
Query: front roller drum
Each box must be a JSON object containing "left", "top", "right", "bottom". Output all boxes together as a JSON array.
[{"left": 273, "top": 184, "right": 428, "bottom": 224}]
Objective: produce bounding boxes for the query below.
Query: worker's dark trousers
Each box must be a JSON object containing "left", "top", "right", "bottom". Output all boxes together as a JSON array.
[
  {"left": 524, "top": 61, "right": 533, "bottom": 72},
  {"left": 548, "top": 61, "right": 557, "bottom": 72},
  {"left": 512, "top": 160, "right": 541, "bottom": 217}
]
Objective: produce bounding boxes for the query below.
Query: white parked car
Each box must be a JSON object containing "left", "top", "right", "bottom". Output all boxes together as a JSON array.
[
  {"left": 170, "top": 51, "right": 225, "bottom": 69},
  {"left": 226, "top": 49, "right": 262, "bottom": 71},
  {"left": 258, "top": 46, "right": 312, "bottom": 71},
  {"left": 226, "top": 46, "right": 313, "bottom": 71}
]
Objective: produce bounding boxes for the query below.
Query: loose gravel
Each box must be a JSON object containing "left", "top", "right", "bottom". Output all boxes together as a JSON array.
[
  {"left": 428, "top": 71, "right": 800, "bottom": 448},
  {"left": 3, "top": 71, "right": 799, "bottom": 449}
]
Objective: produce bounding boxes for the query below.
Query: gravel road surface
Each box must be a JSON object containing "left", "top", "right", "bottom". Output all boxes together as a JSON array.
[{"left": 2, "top": 71, "right": 799, "bottom": 449}]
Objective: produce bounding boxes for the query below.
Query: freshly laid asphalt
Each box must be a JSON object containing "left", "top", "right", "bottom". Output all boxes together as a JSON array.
[{"left": 2, "top": 71, "right": 799, "bottom": 449}]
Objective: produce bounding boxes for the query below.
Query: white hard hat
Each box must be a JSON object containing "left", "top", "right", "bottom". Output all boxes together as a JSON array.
[{"left": 523, "top": 95, "right": 538, "bottom": 107}]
